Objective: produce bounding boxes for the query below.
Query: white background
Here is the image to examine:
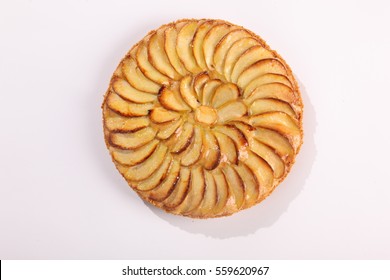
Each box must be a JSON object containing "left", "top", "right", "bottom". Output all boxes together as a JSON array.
[{"left": 1, "top": 0, "right": 389, "bottom": 259}]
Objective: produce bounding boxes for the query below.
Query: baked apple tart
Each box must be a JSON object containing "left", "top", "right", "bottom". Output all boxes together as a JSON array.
[{"left": 102, "top": 19, "right": 303, "bottom": 218}]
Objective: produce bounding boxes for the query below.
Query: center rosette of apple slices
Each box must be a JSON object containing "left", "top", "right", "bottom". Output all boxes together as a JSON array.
[{"left": 103, "top": 18, "right": 303, "bottom": 218}]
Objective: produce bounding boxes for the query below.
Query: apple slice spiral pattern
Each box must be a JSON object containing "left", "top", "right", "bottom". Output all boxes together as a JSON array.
[{"left": 102, "top": 19, "right": 303, "bottom": 218}]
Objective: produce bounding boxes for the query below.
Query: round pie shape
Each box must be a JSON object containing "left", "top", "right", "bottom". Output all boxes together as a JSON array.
[{"left": 102, "top": 19, "right": 303, "bottom": 218}]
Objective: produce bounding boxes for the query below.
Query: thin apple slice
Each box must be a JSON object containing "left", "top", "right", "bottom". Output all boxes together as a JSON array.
[
  {"left": 193, "top": 170, "right": 217, "bottom": 217},
  {"left": 249, "top": 98, "right": 297, "bottom": 119},
  {"left": 158, "top": 86, "right": 191, "bottom": 112},
  {"left": 193, "top": 20, "right": 217, "bottom": 69},
  {"left": 176, "top": 21, "right": 202, "bottom": 73},
  {"left": 117, "top": 144, "right": 168, "bottom": 181},
  {"left": 223, "top": 37, "right": 260, "bottom": 82},
  {"left": 213, "top": 29, "right": 251, "bottom": 74},
  {"left": 179, "top": 75, "right": 200, "bottom": 109},
  {"left": 213, "top": 125, "right": 248, "bottom": 150},
  {"left": 238, "top": 59, "right": 287, "bottom": 92},
  {"left": 211, "top": 83, "right": 239, "bottom": 108},
  {"left": 211, "top": 170, "right": 229, "bottom": 215},
  {"left": 136, "top": 40, "right": 170, "bottom": 85},
  {"left": 193, "top": 72, "right": 210, "bottom": 99},
  {"left": 150, "top": 107, "right": 180, "bottom": 123},
  {"left": 106, "top": 92, "right": 153, "bottom": 117},
  {"left": 249, "top": 139, "right": 285, "bottom": 178},
  {"left": 203, "top": 23, "right": 236, "bottom": 69},
  {"left": 246, "top": 83, "right": 296, "bottom": 104},
  {"left": 148, "top": 29, "right": 181, "bottom": 80},
  {"left": 156, "top": 118, "right": 183, "bottom": 140},
  {"left": 242, "top": 151, "right": 274, "bottom": 198},
  {"left": 201, "top": 79, "right": 222, "bottom": 105},
  {"left": 201, "top": 129, "right": 221, "bottom": 170},
  {"left": 122, "top": 58, "right": 160, "bottom": 93},
  {"left": 147, "top": 159, "right": 181, "bottom": 202},
  {"left": 110, "top": 127, "right": 156, "bottom": 150},
  {"left": 164, "top": 25, "right": 189, "bottom": 76},
  {"left": 243, "top": 73, "right": 292, "bottom": 96},
  {"left": 217, "top": 100, "right": 247, "bottom": 123},
  {"left": 134, "top": 154, "right": 172, "bottom": 191},
  {"left": 231, "top": 46, "right": 274, "bottom": 83},
  {"left": 222, "top": 164, "right": 245, "bottom": 209},
  {"left": 163, "top": 167, "right": 191, "bottom": 209},
  {"left": 181, "top": 126, "right": 203, "bottom": 166},
  {"left": 110, "top": 139, "right": 159, "bottom": 166},
  {"left": 104, "top": 110, "right": 150, "bottom": 132},
  {"left": 214, "top": 131, "right": 238, "bottom": 164},
  {"left": 253, "top": 128, "right": 294, "bottom": 161},
  {"left": 234, "top": 163, "right": 258, "bottom": 208},
  {"left": 112, "top": 78, "right": 157, "bottom": 104},
  {"left": 250, "top": 112, "right": 300, "bottom": 136},
  {"left": 173, "top": 166, "right": 205, "bottom": 215},
  {"left": 171, "top": 122, "right": 194, "bottom": 153}
]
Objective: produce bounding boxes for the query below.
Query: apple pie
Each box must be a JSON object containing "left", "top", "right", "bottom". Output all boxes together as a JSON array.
[{"left": 102, "top": 19, "right": 303, "bottom": 218}]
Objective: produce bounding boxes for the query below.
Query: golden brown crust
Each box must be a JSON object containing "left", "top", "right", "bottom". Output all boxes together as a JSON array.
[{"left": 102, "top": 18, "right": 303, "bottom": 218}]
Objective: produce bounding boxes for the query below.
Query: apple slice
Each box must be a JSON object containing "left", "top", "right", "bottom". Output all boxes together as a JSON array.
[
  {"left": 201, "top": 129, "right": 221, "bottom": 170},
  {"left": 217, "top": 100, "right": 247, "bottom": 123},
  {"left": 136, "top": 40, "right": 170, "bottom": 85},
  {"left": 213, "top": 125, "right": 248, "bottom": 150},
  {"left": 245, "top": 83, "right": 296, "bottom": 104},
  {"left": 110, "top": 127, "right": 156, "bottom": 150},
  {"left": 163, "top": 167, "right": 191, "bottom": 209},
  {"left": 176, "top": 21, "right": 202, "bottom": 73},
  {"left": 203, "top": 23, "right": 236, "bottom": 69},
  {"left": 106, "top": 92, "right": 154, "bottom": 117},
  {"left": 148, "top": 29, "right": 181, "bottom": 80},
  {"left": 156, "top": 118, "right": 183, "bottom": 140},
  {"left": 104, "top": 110, "right": 150, "bottom": 132},
  {"left": 233, "top": 163, "right": 258, "bottom": 208},
  {"left": 249, "top": 98, "right": 297, "bottom": 119},
  {"left": 193, "top": 72, "right": 210, "bottom": 99},
  {"left": 249, "top": 139, "right": 285, "bottom": 179},
  {"left": 192, "top": 20, "right": 217, "bottom": 69},
  {"left": 122, "top": 58, "right": 161, "bottom": 93},
  {"left": 214, "top": 131, "right": 238, "bottom": 164},
  {"left": 222, "top": 164, "right": 245, "bottom": 209},
  {"left": 179, "top": 75, "right": 200, "bottom": 109},
  {"left": 110, "top": 139, "right": 159, "bottom": 166},
  {"left": 117, "top": 144, "right": 168, "bottom": 181},
  {"left": 250, "top": 111, "right": 301, "bottom": 136},
  {"left": 243, "top": 73, "right": 292, "bottom": 96},
  {"left": 181, "top": 126, "right": 203, "bottom": 166},
  {"left": 150, "top": 107, "right": 180, "bottom": 123},
  {"left": 201, "top": 79, "right": 222, "bottom": 105},
  {"left": 211, "top": 169, "right": 229, "bottom": 215},
  {"left": 237, "top": 59, "right": 287, "bottom": 92},
  {"left": 173, "top": 166, "right": 205, "bottom": 215},
  {"left": 171, "top": 122, "right": 194, "bottom": 153},
  {"left": 213, "top": 29, "right": 251, "bottom": 74},
  {"left": 253, "top": 128, "right": 294, "bottom": 161},
  {"left": 112, "top": 78, "right": 157, "bottom": 104},
  {"left": 134, "top": 154, "right": 172, "bottom": 191},
  {"left": 230, "top": 46, "right": 274, "bottom": 83},
  {"left": 242, "top": 151, "right": 274, "bottom": 198},
  {"left": 158, "top": 86, "right": 191, "bottom": 112},
  {"left": 211, "top": 83, "right": 239, "bottom": 108},
  {"left": 147, "top": 159, "right": 181, "bottom": 202},
  {"left": 193, "top": 170, "right": 217, "bottom": 217},
  {"left": 223, "top": 37, "right": 260, "bottom": 82},
  {"left": 164, "top": 25, "right": 189, "bottom": 76}
]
